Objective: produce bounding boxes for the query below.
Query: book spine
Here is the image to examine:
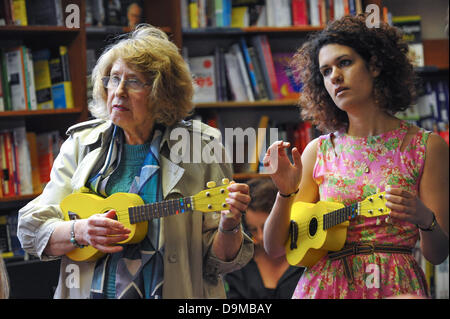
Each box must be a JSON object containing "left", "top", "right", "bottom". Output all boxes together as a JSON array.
[{"left": 239, "top": 38, "right": 260, "bottom": 100}]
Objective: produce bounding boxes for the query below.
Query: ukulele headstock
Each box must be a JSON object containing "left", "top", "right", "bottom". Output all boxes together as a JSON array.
[
  {"left": 192, "top": 178, "right": 231, "bottom": 213},
  {"left": 359, "top": 192, "right": 391, "bottom": 218}
]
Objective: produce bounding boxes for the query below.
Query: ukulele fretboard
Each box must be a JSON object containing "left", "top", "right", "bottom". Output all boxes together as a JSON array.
[
  {"left": 128, "top": 197, "right": 194, "bottom": 224},
  {"left": 323, "top": 203, "right": 359, "bottom": 230}
]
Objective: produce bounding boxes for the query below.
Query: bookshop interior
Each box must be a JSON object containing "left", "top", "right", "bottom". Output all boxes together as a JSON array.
[{"left": 0, "top": 0, "right": 448, "bottom": 300}]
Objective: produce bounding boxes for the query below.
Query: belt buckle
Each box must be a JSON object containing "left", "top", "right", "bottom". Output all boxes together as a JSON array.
[{"left": 366, "top": 242, "right": 375, "bottom": 255}]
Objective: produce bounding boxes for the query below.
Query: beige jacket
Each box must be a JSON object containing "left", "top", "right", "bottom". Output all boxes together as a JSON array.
[{"left": 18, "top": 119, "right": 253, "bottom": 299}]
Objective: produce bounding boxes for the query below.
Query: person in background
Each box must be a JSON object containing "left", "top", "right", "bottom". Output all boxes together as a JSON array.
[
  {"left": 17, "top": 24, "right": 253, "bottom": 299},
  {"left": 263, "top": 14, "right": 448, "bottom": 299},
  {"left": 0, "top": 255, "right": 9, "bottom": 299},
  {"left": 225, "top": 178, "right": 304, "bottom": 299}
]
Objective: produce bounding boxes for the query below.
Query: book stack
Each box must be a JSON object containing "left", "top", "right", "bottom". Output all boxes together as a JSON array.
[
  {"left": 188, "top": 35, "right": 302, "bottom": 103},
  {"left": 0, "top": 45, "right": 74, "bottom": 112},
  {"left": 181, "top": 0, "right": 364, "bottom": 29}
]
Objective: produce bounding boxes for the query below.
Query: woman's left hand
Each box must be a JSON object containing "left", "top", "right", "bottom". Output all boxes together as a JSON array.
[
  {"left": 220, "top": 182, "right": 250, "bottom": 231},
  {"left": 385, "top": 186, "right": 434, "bottom": 228}
]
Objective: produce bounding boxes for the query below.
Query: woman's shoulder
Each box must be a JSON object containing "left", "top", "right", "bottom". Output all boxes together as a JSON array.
[
  {"left": 65, "top": 119, "right": 113, "bottom": 146},
  {"left": 168, "top": 119, "right": 222, "bottom": 141},
  {"left": 66, "top": 119, "right": 110, "bottom": 135}
]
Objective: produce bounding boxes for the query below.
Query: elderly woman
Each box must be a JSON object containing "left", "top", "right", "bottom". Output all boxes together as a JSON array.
[{"left": 18, "top": 24, "right": 253, "bottom": 299}]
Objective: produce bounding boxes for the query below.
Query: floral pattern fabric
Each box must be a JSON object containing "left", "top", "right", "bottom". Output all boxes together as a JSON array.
[{"left": 292, "top": 121, "right": 430, "bottom": 299}]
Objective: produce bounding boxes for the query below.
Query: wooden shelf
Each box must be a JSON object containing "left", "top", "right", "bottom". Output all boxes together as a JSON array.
[
  {"left": 195, "top": 99, "right": 299, "bottom": 109},
  {"left": 86, "top": 25, "right": 171, "bottom": 36},
  {"left": 183, "top": 25, "right": 324, "bottom": 36},
  {"left": 0, "top": 108, "right": 83, "bottom": 118},
  {"left": 0, "top": 25, "right": 80, "bottom": 33},
  {"left": 233, "top": 173, "right": 271, "bottom": 180},
  {"left": 0, "top": 193, "right": 39, "bottom": 203}
]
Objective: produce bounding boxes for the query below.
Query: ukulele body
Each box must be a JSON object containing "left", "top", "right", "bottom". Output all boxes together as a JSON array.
[
  {"left": 61, "top": 192, "right": 148, "bottom": 262},
  {"left": 285, "top": 201, "right": 349, "bottom": 267}
]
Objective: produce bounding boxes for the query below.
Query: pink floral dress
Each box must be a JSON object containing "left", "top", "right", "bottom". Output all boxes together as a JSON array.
[{"left": 292, "top": 121, "right": 430, "bottom": 299}]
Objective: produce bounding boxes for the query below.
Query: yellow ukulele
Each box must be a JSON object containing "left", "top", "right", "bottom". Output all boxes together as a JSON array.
[
  {"left": 285, "top": 192, "right": 391, "bottom": 268},
  {"left": 61, "top": 179, "right": 231, "bottom": 262}
]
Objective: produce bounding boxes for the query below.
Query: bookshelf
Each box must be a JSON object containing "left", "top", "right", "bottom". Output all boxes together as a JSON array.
[{"left": 0, "top": 0, "right": 447, "bottom": 298}]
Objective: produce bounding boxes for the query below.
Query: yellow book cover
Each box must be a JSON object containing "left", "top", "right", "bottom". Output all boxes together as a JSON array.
[
  {"left": 12, "top": 0, "right": 28, "bottom": 26},
  {"left": 33, "top": 59, "right": 54, "bottom": 110},
  {"left": 249, "top": 115, "right": 269, "bottom": 173},
  {"left": 189, "top": 1, "right": 199, "bottom": 28}
]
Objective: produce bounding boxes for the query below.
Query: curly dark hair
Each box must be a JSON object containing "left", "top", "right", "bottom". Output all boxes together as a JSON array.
[
  {"left": 246, "top": 178, "right": 278, "bottom": 213},
  {"left": 292, "top": 14, "right": 417, "bottom": 133}
]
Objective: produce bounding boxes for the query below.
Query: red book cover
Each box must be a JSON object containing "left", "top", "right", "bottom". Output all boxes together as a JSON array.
[
  {"left": 259, "top": 35, "right": 279, "bottom": 100},
  {"left": 292, "top": 0, "right": 308, "bottom": 26},
  {"left": 36, "top": 133, "right": 54, "bottom": 187},
  {"left": 2, "top": 131, "right": 16, "bottom": 196}
]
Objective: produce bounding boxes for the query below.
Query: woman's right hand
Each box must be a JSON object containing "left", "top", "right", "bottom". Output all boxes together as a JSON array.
[
  {"left": 262, "top": 141, "right": 303, "bottom": 195},
  {"left": 75, "top": 210, "right": 131, "bottom": 254}
]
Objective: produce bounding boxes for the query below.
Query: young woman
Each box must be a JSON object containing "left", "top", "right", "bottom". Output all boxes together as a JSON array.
[{"left": 263, "top": 15, "right": 449, "bottom": 299}]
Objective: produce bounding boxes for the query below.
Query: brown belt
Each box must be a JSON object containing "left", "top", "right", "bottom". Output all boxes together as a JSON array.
[{"left": 328, "top": 243, "right": 413, "bottom": 284}]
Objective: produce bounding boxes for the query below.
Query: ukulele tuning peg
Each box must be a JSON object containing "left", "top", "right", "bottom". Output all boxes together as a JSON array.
[
  {"left": 222, "top": 178, "right": 230, "bottom": 185},
  {"left": 206, "top": 181, "right": 216, "bottom": 188}
]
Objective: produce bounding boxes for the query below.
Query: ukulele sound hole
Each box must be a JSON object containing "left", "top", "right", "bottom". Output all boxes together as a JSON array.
[{"left": 309, "top": 218, "right": 318, "bottom": 237}]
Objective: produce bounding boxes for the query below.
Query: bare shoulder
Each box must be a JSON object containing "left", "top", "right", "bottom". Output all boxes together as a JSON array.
[{"left": 425, "top": 132, "right": 449, "bottom": 167}]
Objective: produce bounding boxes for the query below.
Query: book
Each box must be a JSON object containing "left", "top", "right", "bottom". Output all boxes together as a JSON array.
[
  {"left": 0, "top": 61, "right": 4, "bottom": 111},
  {"left": 248, "top": 46, "right": 269, "bottom": 100},
  {"left": 0, "top": 215, "right": 13, "bottom": 258},
  {"left": 248, "top": 115, "right": 269, "bottom": 172},
  {"left": 25, "top": 0, "right": 63, "bottom": 26},
  {"left": 229, "top": 43, "right": 254, "bottom": 101},
  {"left": 0, "top": 133, "right": 8, "bottom": 196},
  {"left": 250, "top": 35, "right": 274, "bottom": 99},
  {"left": 104, "top": 0, "right": 122, "bottom": 26},
  {"left": 224, "top": 52, "right": 247, "bottom": 101},
  {"left": 120, "top": 0, "right": 145, "bottom": 28},
  {"left": 292, "top": 0, "right": 308, "bottom": 26},
  {"left": 36, "top": 131, "right": 61, "bottom": 188},
  {"left": 239, "top": 37, "right": 260, "bottom": 100},
  {"left": 32, "top": 49, "right": 54, "bottom": 110},
  {"left": 189, "top": 55, "right": 217, "bottom": 103},
  {"left": 393, "top": 16, "right": 424, "bottom": 67},
  {"left": 188, "top": 0, "right": 199, "bottom": 29},
  {"left": 26, "top": 132, "right": 42, "bottom": 194},
  {"left": 23, "top": 47, "right": 37, "bottom": 110},
  {"left": 1, "top": 131, "right": 17, "bottom": 196},
  {"left": 272, "top": 52, "right": 302, "bottom": 100},
  {"left": 4, "top": 46, "right": 28, "bottom": 111},
  {"left": 12, "top": 126, "right": 33, "bottom": 195},
  {"left": 253, "top": 35, "right": 279, "bottom": 99},
  {"left": 49, "top": 46, "right": 74, "bottom": 109},
  {"left": 12, "top": 0, "right": 28, "bottom": 26},
  {"left": 0, "top": 50, "right": 12, "bottom": 111}
]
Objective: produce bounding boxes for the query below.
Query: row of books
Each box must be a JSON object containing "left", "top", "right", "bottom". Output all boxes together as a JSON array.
[
  {"left": 86, "top": 0, "right": 145, "bottom": 28},
  {"left": 0, "top": 0, "right": 64, "bottom": 26},
  {"left": 0, "top": 45, "right": 74, "bottom": 112},
  {"left": 192, "top": 112, "right": 316, "bottom": 174},
  {"left": 0, "top": 122, "right": 62, "bottom": 198},
  {"left": 397, "top": 78, "right": 449, "bottom": 144},
  {"left": 0, "top": 212, "right": 26, "bottom": 259},
  {"left": 187, "top": 34, "right": 301, "bottom": 103},
  {"left": 181, "top": 0, "right": 364, "bottom": 29}
]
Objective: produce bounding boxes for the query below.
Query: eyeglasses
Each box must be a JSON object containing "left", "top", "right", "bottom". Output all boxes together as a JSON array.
[{"left": 102, "top": 75, "right": 151, "bottom": 92}]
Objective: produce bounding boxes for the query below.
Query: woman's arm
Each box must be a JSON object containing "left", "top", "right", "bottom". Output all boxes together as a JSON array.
[
  {"left": 386, "top": 133, "right": 449, "bottom": 265},
  {"left": 263, "top": 139, "right": 320, "bottom": 258},
  {"left": 212, "top": 182, "right": 250, "bottom": 261}
]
